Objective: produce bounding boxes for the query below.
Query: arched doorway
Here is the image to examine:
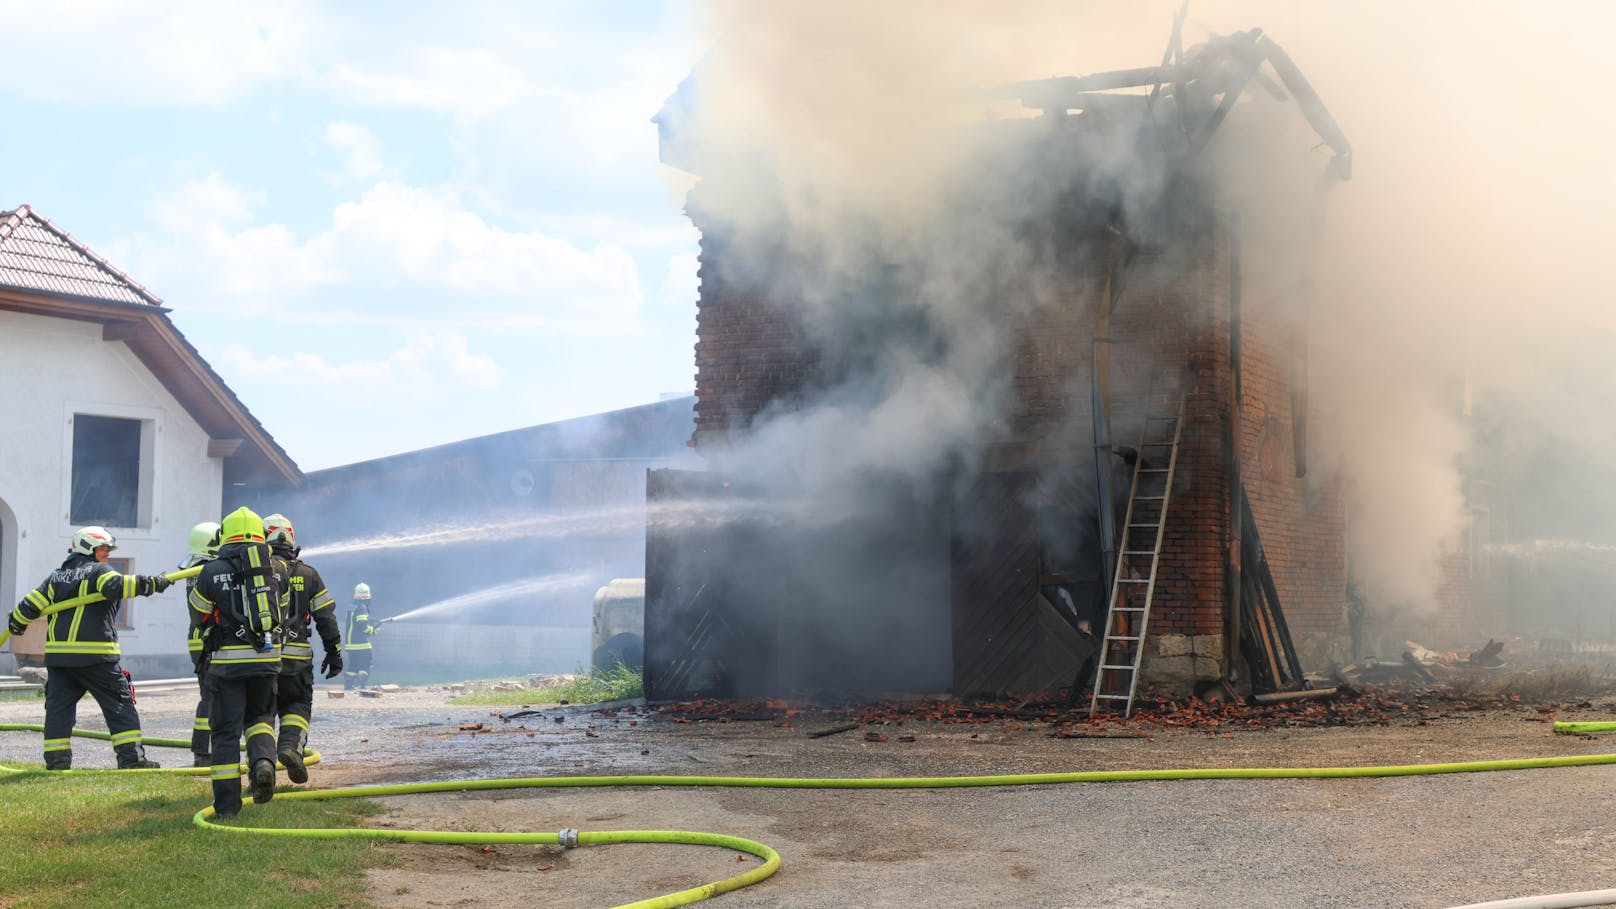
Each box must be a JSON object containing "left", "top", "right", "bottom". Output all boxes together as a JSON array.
[{"left": 0, "top": 492, "right": 21, "bottom": 672}]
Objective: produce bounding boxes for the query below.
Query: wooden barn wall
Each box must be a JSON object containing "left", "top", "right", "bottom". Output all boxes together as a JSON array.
[{"left": 950, "top": 470, "right": 1089, "bottom": 694}]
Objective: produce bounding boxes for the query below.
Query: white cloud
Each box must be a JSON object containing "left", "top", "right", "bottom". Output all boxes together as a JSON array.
[
  {"left": 657, "top": 250, "right": 699, "bottom": 311},
  {"left": 130, "top": 175, "right": 646, "bottom": 334},
  {"left": 0, "top": 0, "right": 316, "bottom": 105},
  {"left": 323, "top": 47, "right": 531, "bottom": 121},
  {"left": 218, "top": 333, "right": 502, "bottom": 405},
  {"left": 323, "top": 122, "right": 385, "bottom": 181},
  {"left": 141, "top": 173, "right": 339, "bottom": 299},
  {"left": 153, "top": 172, "right": 261, "bottom": 228}
]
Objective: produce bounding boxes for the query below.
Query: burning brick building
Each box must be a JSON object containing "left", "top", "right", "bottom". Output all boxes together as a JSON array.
[{"left": 645, "top": 29, "right": 1356, "bottom": 706}]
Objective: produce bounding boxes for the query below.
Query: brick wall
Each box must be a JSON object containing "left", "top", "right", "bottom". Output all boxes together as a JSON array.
[
  {"left": 690, "top": 228, "right": 815, "bottom": 450},
  {"left": 688, "top": 211, "right": 1350, "bottom": 681},
  {"left": 1237, "top": 304, "right": 1350, "bottom": 653}
]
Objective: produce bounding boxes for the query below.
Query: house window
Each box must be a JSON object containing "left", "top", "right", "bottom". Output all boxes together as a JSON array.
[
  {"left": 70, "top": 414, "right": 148, "bottom": 528},
  {"left": 107, "top": 557, "right": 135, "bottom": 629}
]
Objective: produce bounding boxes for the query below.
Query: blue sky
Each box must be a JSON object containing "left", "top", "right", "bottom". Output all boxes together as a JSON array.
[{"left": 0, "top": 1, "right": 707, "bottom": 470}]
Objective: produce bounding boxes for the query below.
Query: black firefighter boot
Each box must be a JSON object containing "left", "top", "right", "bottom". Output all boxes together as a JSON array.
[
  {"left": 116, "top": 744, "right": 161, "bottom": 770},
  {"left": 44, "top": 751, "right": 71, "bottom": 771},
  {"left": 249, "top": 758, "right": 277, "bottom": 804},
  {"left": 213, "top": 776, "right": 243, "bottom": 820},
  {"left": 277, "top": 728, "right": 308, "bottom": 784}
]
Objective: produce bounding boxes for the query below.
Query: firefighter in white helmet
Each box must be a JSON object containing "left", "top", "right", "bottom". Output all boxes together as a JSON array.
[
  {"left": 6, "top": 527, "right": 174, "bottom": 769},
  {"left": 181, "top": 521, "right": 221, "bottom": 766},
  {"left": 343, "top": 582, "right": 378, "bottom": 690},
  {"left": 262, "top": 514, "right": 341, "bottom": 784}
]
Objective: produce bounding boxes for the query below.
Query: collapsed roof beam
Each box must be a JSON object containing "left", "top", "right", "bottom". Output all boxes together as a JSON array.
[
  {"left": 1255, "top": 34, "right": 1352, "bottom": 178},
  {"left": 986, "top": 27, "right": 1353, "bottom": 179}
]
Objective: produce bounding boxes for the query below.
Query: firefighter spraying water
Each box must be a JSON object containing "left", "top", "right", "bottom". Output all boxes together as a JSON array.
[{"left": 343, "top": 583, "right": 380, "bottom": 690}]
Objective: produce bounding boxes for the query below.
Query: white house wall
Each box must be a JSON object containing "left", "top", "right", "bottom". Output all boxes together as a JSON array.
[{"left": 0, "top": 308, "right": 223, "bottom": 672}]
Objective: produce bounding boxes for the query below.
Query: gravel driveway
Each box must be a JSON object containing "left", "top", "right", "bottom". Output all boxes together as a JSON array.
[{"left": 7, "top": 680, "right": 1616, "bottom": 908}]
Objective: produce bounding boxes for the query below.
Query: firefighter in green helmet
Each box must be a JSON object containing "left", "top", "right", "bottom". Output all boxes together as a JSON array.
[
  {"left": 188, "top": 507, "right": 285, "bottom": 818},
  {"left": 182, "top": 520, "right": 220, "bottom": 767}
]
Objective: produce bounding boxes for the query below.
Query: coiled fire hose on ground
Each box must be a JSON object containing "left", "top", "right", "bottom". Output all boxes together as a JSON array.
[{"left": 9, "top": 722, "right": 1616, "bottom": 908}]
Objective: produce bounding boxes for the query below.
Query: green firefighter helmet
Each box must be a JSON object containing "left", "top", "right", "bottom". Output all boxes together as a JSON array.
[
  {"left": 220, "top": 507, "right": 265, "bottom": 545},
  {"left": 353, "top": 582, "right": 371, "bottom": 601},
  {"left": 70, "top": 526, "right": 117, "bottom": 556},
  {"left": 187, "top": 521, "right": 221, "bottom": 560},
  {"left": 262, "top": 513, "right": 295, "bottom": 548}
]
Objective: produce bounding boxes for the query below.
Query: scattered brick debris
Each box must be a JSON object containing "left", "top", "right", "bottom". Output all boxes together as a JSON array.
[{"left": 651, "top": 685, "right": 1569, "bottom": 737}]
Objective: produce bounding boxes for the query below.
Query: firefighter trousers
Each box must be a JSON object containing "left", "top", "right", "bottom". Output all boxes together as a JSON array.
[
  {"left": 275, "top": 667, "right": 314, "bottom": 756},
  {"left": 343, "top": 647, "right": 373, "bottom": 689},
  {"left": 190, "top": 652, "right": 212, "bottom": 759},
  {"left": 205, "top": 667, "right": 277, "bottom": 816},
  {"left": 43, "top": 661, "right": 148, "bottom": 768}
]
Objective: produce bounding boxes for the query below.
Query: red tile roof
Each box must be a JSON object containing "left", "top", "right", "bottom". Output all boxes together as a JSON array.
[{"left": 0, "top": 206, "right": 163, "bottom": 306}]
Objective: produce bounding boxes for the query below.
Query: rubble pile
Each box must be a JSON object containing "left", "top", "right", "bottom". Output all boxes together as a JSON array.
[{"left": 653, "top": 681, "right": 1611, "bottom": 738}]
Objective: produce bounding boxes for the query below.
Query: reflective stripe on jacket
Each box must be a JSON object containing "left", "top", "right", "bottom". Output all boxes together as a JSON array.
[
  {"left": 271, "top": 547, "right": 341, "bottom": 672},
  {"left": 344, "top": 606, "right": 375, "bottom": 651},
  {"left": 8, "top": 554, "right": 138, "bottom": 666}
]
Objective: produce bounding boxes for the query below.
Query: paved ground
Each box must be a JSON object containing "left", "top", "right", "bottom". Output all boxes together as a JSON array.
[{"left": 7, "top": 678, "right": 1616, "bottom": 908}]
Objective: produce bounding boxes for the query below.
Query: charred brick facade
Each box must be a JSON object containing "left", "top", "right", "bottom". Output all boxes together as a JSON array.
[{"left": 685, "top": 211, "right": 1349, "bottom": 691}]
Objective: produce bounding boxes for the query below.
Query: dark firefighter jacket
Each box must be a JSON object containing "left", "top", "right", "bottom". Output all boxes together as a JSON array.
[
  {"left": 187, "top": 541, "right": 286, "bottom": 678},
  {"left": 182, "top": 555, "right": 210, "bottom": 667},
  {"left": 270, "top": 544, "right": 341, "bottom": 674},
  {"left": 8, "top": 553, "right": 168, "bottom": 667},
  {"left": 345, "top": 604, "right": 376, "bottom": 652}
]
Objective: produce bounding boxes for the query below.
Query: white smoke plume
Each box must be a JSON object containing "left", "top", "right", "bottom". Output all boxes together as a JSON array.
[{"left": 672, "top": 0, "right": 1616, "bottom": 642}]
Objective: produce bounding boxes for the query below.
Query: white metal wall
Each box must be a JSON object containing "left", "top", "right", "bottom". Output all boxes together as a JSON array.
[{"left": 0, "top": 309, "right": 224, "bottom": 662}]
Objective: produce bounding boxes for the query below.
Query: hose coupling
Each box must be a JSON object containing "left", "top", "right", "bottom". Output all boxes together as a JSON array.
[{"left": 558, "top": 828, "right": 580, "bottom": 849}]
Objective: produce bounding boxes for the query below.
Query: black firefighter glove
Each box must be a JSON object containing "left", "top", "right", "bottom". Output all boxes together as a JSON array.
[
  {"left": 6, "top": 615, "right": 24, "bottom": 637},
  {"left": 321, "top": 650, "right": 344, "bottom": 679},
  {"left": 140, "top": 575, "right": 174, "bottom": 595}
]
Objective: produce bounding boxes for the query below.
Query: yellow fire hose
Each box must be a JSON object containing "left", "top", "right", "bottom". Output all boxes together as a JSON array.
[
  {"left": 1553, "top": 721, "right": 1616, "bottom": 735},
  {"left": 0, "top": 725, "right": 320, "bottom": 776},
  {"left": 4, "top": 728, "right": 1616, "bottom": 907}
]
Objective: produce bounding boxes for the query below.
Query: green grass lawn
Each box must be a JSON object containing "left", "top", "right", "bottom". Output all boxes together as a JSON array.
[
  {"left": 0, "top": 764, "right": 389, "bottom": 909},
  {"left": 450, "top": 664, "right": 644, "bottom": 707}
]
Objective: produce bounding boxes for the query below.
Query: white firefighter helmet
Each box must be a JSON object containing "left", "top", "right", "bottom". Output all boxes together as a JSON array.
[
  {"left": 70, "top": 526, "right": 117, "bottom": 556},
  {"left": 187, "top": 521, "right": 221, "bottom": 560},
  {"left": 263, "top": 513, "right": 296, "bottom": 548},
  {"left": 353, "top": 582, "right": 371, "bottom": 601}
]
